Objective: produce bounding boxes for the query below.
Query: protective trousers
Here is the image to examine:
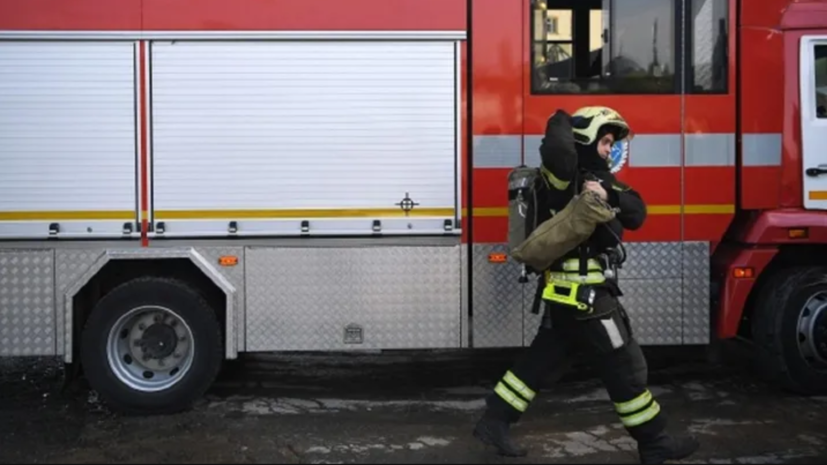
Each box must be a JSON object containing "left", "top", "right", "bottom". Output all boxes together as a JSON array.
[{"left": 484, "top": 294, "right": 667, "bottom": 444}]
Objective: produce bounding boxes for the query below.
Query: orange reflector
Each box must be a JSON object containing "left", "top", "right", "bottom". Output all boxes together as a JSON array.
[
  {"left": 488, "top": 253, "right": 508, "bottom": 263},
  {"left": 219, "top": 255, "right": 238, "bottom": 267},
  {"left": 732, "top": 267, "right": 754, "bottom": 279},
  {"left": 788, "top": 227, "right": 808, "bottom": 239}
]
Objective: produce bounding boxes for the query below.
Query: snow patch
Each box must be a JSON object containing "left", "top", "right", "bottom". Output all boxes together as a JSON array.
[{"left": 304, "top": 436, "right": 454, "bottom": 455}]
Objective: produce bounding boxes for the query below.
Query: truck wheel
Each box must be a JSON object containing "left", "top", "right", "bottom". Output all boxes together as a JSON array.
[
  {"left": 80, "top": 277, "right": 223, "bottom": 414},
  {"left": 752, "top": 266, "right": 827, "bottom": 395}
]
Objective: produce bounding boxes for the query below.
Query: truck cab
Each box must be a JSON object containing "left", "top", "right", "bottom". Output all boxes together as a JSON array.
[{"left": 711, "top": 0, "right": 827, "bottom": 395}]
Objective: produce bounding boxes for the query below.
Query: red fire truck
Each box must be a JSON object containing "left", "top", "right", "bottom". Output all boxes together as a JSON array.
[{"left": 0, "top": 0, "right": 825, "bottom": 414}]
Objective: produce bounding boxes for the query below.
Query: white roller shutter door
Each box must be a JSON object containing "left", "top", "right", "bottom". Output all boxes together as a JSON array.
[
  {"left": 150, "top": 40, "right": 459, "bottom": 237},
  {"left": 0, "top": 41, "right": 137, "bottom": 239}
]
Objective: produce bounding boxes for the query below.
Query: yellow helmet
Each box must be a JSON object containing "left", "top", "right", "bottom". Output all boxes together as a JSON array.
[{"left": 570, "top": 106, "right": 632, "bottom": 146}]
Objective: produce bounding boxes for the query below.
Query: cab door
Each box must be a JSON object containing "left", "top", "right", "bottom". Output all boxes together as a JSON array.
[
  {"left": 801, "top": 37, "right": 827, "bottom": 209},
  {"left": 524, "top": 0, "right": 685, "bottom": 345}
]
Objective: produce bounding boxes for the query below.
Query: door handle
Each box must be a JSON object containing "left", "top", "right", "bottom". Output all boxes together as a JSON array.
[{"left": 806, "top": 164, "right": 827, "bottom": 177}]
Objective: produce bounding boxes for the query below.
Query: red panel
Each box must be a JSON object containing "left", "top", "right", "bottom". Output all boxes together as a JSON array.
[
  {"left": 524, "top": 97, "right": 682, "bottom": 136},
  {"left": 741, "top": 166, "right": 782, "bottom": 210},
  {"left": 740, "top": 26, "right": 784, "bottom": 210},
  {"left": 460, "top": 41, "right": 469, "bottom": 244},
  {"left": 682, "top": 0, "right": 736, "bottom": 240},
  {"left": 780, "top": 1, "right": 827, "bottom": 31},
  {"left": 780, "top": 31, "right": 807, "bottom": 209},
  {"left": 474, "top": 214, "right": 679, "bottom": 244},
  {"left": 684, "top": 214, "right": 733, "bottom": 242},
  {"left": 0, "top": 0, "right": 142, "bottom": 30},
  {"left": 715, "top": 247, "right": 779, "bottom": 339},
  {"left": 0, "top": 0, "right": 468, "bottom": 31},
  {"left": 625, "top": 216, "right": 682, "bottom": 243},
  {"left": 470, "top": 167, "right": 685, "bottom": 243},
  {"left": 620, "top": 168, "right": 682, "bottom": 242},
  {"left": 139, "top": 41, "right": 150, "bottom": 247},
  {"left": 741, "top": 0, "right": 790, "bottom": 28},
  {"left": 473, "top": 217, "right": 508, "bottom": 244},
  {"left": 685, "top": 97, "right": 735, "bottom": 134},
  {"left": 684, "top": 167, "right": 734, "bottom": 205},
  {"left": 461, "top": 217, "right": 470, "bottom": 243},
  {"left": 143, "top": 0, "right": 466, "bottom": 31},
  {"left": 620, "top": 168, "right": 681, "bottom": 206},
  {"left": 472, "top": 169, "right": 510, "bottom": 207},
  {"left": 683, "top": 167, "right": 734, "bottom": 242},
  {"left": 740, "top": 29, "right": 784, "bottom": 134},
  {"left": 471, "top": 0, "right": 524, "bottom": 136},
  {"left": 739, "top": 209, "right": 827, "bottom": 244}
]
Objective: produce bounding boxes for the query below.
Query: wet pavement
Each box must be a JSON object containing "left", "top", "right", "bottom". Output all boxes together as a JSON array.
[{"left": 0, "top": 343, "right": 825, "bottom": 464}]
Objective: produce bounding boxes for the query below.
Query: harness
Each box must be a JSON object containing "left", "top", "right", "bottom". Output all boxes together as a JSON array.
[{"left": 529, "top": 170, "right": 627, "bottom": 316}]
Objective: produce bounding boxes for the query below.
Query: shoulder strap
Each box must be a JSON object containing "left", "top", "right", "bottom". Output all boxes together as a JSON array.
[{"left": 569, "top": 169, "right": 586, "bottom": 276}]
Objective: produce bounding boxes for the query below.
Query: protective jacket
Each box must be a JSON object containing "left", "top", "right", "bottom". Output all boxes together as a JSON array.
[
  {"left": 535, "top": 111, "right": 647, "bottom": 287},
  {"left": 477, "top": 109, "right": 698, "bottom": 464}
]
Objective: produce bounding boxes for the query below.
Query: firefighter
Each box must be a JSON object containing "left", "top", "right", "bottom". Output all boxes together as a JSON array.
[{"left": 472, "top": 107, "right": 700, "bottom": 464}]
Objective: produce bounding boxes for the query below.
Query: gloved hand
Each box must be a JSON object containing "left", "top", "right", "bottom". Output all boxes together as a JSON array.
[{"left": 539, "top": 109, "right": 577, "bottom": 175}]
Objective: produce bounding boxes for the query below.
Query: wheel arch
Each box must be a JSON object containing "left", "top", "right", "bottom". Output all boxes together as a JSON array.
[
  {"left": 64, "top": 248, "right": 237, "bottom": 364},
  {"left": 739, "top": 244, "right": 827, "bottom": 340}
]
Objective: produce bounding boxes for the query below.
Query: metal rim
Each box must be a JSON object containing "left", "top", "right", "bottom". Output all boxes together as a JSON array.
[
  {"left": 106, "top": 305, "right": 195, "bottom": 392},
  {"left": 797, "top": 290, "right": 827, "bottom": 372}
]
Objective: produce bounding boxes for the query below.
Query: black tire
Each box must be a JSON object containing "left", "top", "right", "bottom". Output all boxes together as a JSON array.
[
  {"left": 80, "top": 276, "right": 223, "bottom": 414},
  {"left": 751, "top": 266, "right": 827, "bottom": 395}
]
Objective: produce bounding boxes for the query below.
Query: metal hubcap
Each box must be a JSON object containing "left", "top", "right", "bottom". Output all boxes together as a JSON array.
[
  {"left": 797, "top": 291, "right": 827, "bottom": 371},
  {"left": 107, "top": 305, "right": 194, "bottom": 392}
]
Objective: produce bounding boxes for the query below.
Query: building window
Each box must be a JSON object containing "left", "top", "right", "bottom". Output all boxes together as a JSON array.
[
  {"left": 815, "top": 45, "right": 827, "bottom": 119},
  {"left": 687, "top": 0, "right": 728, "bottom": 93},
  {"left": 531, "top": 0, "right": 679, "bottom": 95}
]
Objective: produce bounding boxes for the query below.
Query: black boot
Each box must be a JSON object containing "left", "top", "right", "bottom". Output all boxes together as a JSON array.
[
  {"left": 472, "top": 414, "right": 528, "bottom": 457},
  {"left": 637, "top": 433, "right": 700, "bottom": 464}
]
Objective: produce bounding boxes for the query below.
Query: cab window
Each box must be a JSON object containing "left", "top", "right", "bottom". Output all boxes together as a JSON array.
[
  {"left": 815, "top": 45, "right": 827, "bottom": 119},
  {"left": 530, "top": 0, "right": 729, "bottom": 95}
]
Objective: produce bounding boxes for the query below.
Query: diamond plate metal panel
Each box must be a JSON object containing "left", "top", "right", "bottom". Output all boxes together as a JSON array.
[
  {"left": 0, "top": 250, "right": 55, "bottom": 355},
  {"left": 682, "top": 242, "right": 710, "bottom": 344},
  {"left": 620, "top": 242, "right": 682, "bottom": 280},
  {"left": 471, "top": 244, "right": 524, "bottom": 348},
  {"left": 194, "top": 247, "right": 246, "bottom": 351},
  {"left": 55, "top": 248, "right": 106, "bottom": 356},
  {"left": 245, "top": 245, "right": 462, "bottom": 351},
  {"left": 618, "top": 279, "right": 683, "bottom": 345}
]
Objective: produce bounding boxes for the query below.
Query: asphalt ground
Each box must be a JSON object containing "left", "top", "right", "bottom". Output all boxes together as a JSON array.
[{"left": 1, "top": 342, "right": 825, "bottom": 464}]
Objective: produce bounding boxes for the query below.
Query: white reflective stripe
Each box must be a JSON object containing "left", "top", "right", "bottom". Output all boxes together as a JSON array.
[
  {"left": 473, "top": 135, "right": 522, "bottom": 168},
  {"left": 743, "top": 133, "right": 782, "bottom": 166},
  {"left": 546, "top": 271, "right": 606, "bottom": 284},
  {"left": 561, "top": 258, "right": 602, "bottom": 272},
  {"left": 601, "top": 317, "right": 626, "bottom": 349},
  {"left": 685, "top": 133, "right": 735, "bottom": 167},
  {"left": 620, "top": 401, "right": 661, "bottom": 428},
  {"left": 503, "top": 371, "right": 536, "bottom": 401},
  {"left": 494, "top": 382, "right": 528, "bottom": 412},
  {"left": 474, "top": 133, "right": 784, "bottom": 169},
  {"left": 525, "top": 134, "right": 683, "bottom": 168},
  {"left": 615, "top": 390, "right": 653, "bottom": 415}
]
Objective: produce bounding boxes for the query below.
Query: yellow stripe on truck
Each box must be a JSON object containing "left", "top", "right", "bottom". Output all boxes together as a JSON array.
[
  {"left": 463, "top": 204, "right": 734, "bottom": 218},
  {"left": 154, "top": 208, "right": 457, "bottom": 220},
  {"left": 0, "top": 204, "right": 733, "bottom": 222},
  {"left": 0, "top": 211, "right": 134, "bottom": 221}
]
